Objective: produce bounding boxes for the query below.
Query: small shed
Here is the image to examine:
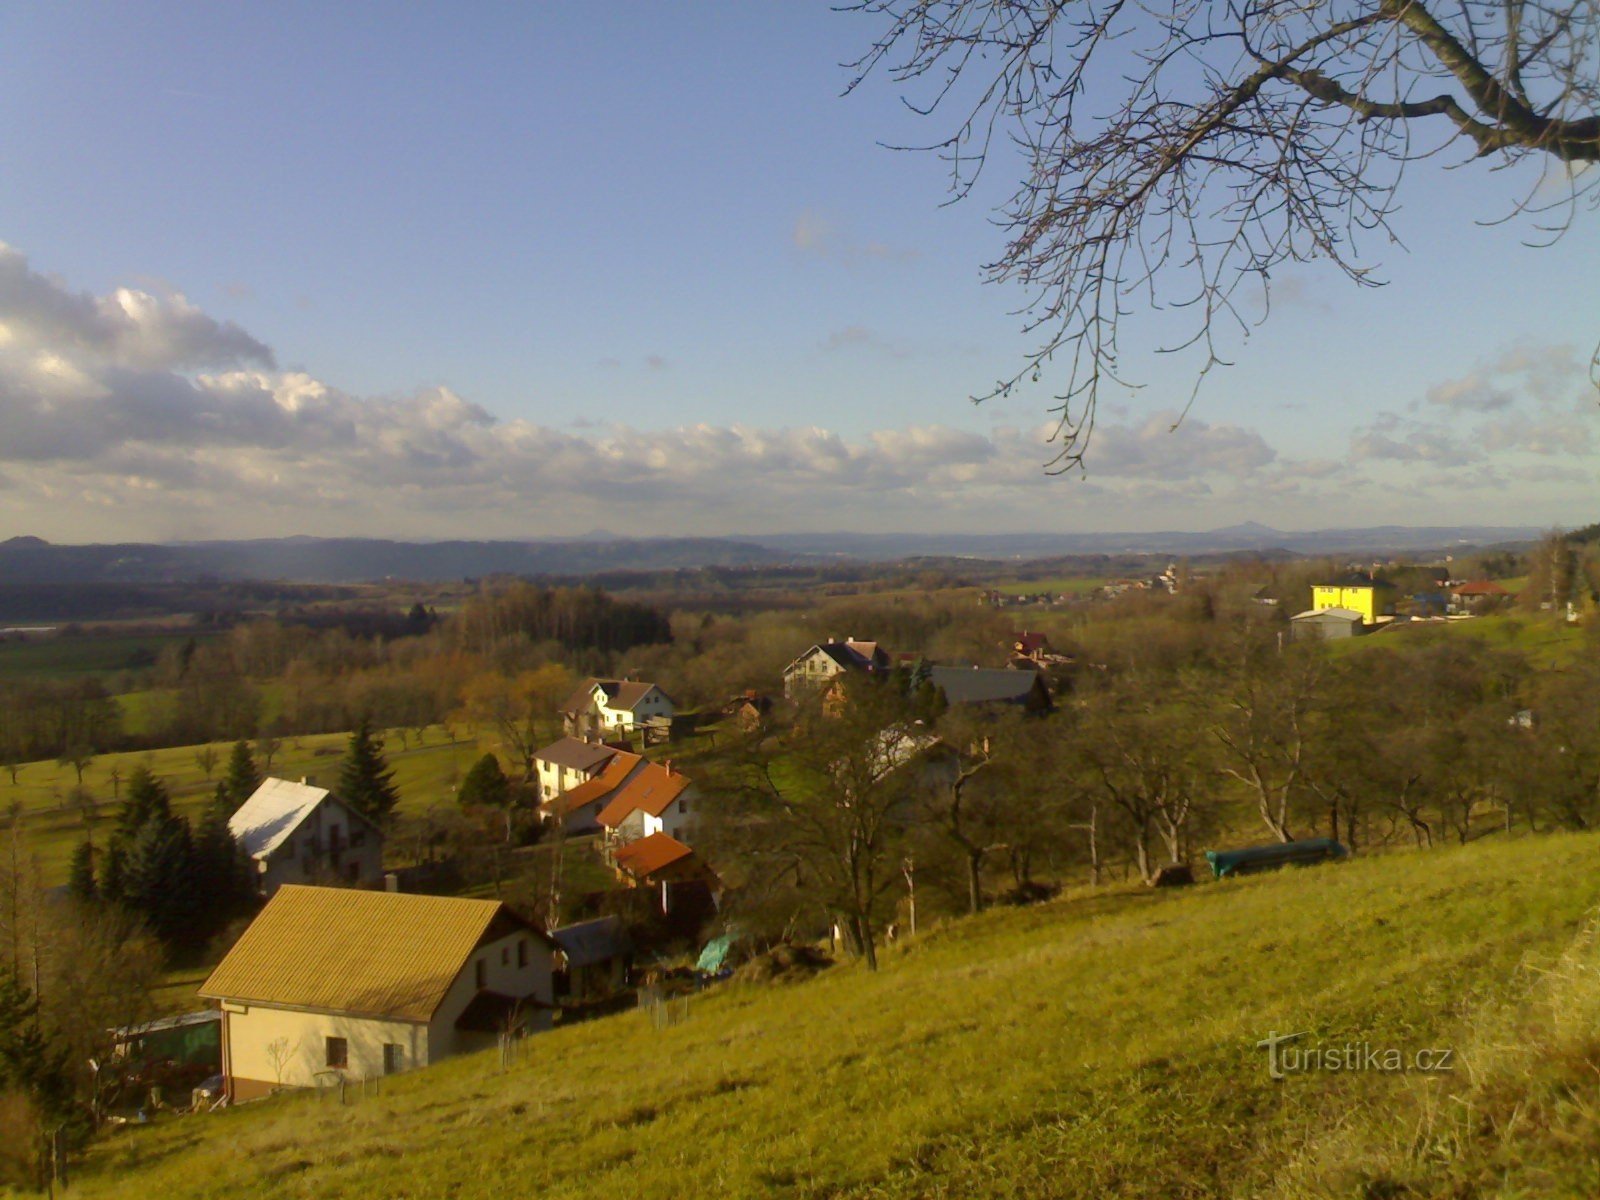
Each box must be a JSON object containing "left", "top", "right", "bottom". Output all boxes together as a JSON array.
[{"left": 1289, "top": 607, "right": 1365, "bottom": 641}]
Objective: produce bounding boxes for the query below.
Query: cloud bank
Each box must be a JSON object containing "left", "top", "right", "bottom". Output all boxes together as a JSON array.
[{"left": 0, "top": 243, "right": 1593, "bottom": 540}]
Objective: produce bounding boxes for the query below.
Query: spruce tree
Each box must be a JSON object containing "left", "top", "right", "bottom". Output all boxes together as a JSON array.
[
  {"left": 195, "top": 783, "right": 253, "bottom": 920},
  {"left": 120, "top": 810, "right": 199, "bottom": 949},
  {"left": 339, "top": 717, "right": 400, "bottom": 825},
  {"left": 67, "top": 840, "right": 96, "bottom": 903},
  {"left": 221, "top": 740, "right": 261, "bottom": 807}
]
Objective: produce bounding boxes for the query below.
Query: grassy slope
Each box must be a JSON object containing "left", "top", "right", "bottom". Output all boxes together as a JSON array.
[
  {"left": 2, "top": 727, "right": 486, "bottom": 885},
  {"left": 65, "top": 831, "right": 1600, "bottom": 1200}
]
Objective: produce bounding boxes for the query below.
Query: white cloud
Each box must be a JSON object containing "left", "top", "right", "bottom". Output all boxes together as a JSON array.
[{"left": 792, "top": 209, "right": 919, "bottom": 266}]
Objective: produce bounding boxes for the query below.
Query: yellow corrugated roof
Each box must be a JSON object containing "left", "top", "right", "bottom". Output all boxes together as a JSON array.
[{"left": 200, "top": 885, "right": 511, "bottom": 1023}]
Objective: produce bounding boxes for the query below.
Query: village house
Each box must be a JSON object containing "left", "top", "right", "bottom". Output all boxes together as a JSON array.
[
  {"left": 595, "top": 760, "right": 698, "bottom": 846},
  {"left": 925, "top": 665, "right": 1053, "bottom": 713},
  {"left": 559, "top": 678, "right": 675, "bottom": 739},
  {"left": 610, "top": 832, "right": 720, "bottom": 915},
  {"left": 550, "top": 915, "right": 630, "bottom": 1002},
  {"left": 1449, "top": 579, "right": 1512, "bottom": 613},
  {"left": 228, "top": 777, "right": 385, "bottom": 898},
  {"left": 539, "top": 749, "right": 645, "bottom": 835},
  {"left": 532, "top": 736, "right": 623, "bottom": 801},
  {"left": 782, "top": 638, "right": 890, "bottom": 699},
  {"left": 201, "top": 885, "right": 558, "bottom": 1102},
  {"left": 1310, "top": 572, "right": 1397, "bottom": 625}
]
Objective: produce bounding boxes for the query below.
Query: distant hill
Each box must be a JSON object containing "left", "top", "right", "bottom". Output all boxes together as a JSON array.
[{"left": 0, "top": 523, "right": 1547, "bottom": 584}]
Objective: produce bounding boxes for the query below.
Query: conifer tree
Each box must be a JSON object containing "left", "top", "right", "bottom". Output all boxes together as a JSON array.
[
  {"left": 220, "top": 740, "right": 261, "bottom": 808},
  {"left": 67, "top": 841, "right": 96, "bottom": 904},
  {"left": 339, "top": 718, "right": 400, "bottom": 825}
]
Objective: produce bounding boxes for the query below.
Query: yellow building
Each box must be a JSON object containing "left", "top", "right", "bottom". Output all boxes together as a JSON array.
[{"left": 1311, "top": 574, "right": 1396, "bottom": 625}]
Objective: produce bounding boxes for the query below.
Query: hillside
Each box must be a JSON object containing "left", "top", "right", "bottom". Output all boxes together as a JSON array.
[{"left": 65, "top": 832, "right": 1600, "bottom": 1199}]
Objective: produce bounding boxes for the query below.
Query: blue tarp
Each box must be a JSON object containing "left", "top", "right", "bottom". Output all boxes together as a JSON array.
[{"left": 1204, "top": 838, "right": 1348, "bottom": 879}]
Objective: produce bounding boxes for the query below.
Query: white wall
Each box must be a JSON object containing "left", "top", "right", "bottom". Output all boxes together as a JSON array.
[
  {"left": 224, "top": 1002, "right": 427, "bottom": 1095},
  {"left": 427, "top": 929, "right": 556, "bottom": 1059},
  {"left": 257, "top": 797, "right": 383, "bottom": 897}
]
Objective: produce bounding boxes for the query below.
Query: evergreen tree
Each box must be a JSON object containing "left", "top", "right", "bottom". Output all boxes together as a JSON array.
[
  {"left": 67, "top": 840, "right": 96, "bottom": 904},
  {"left": 120, "top": 811, "right": 198, "bottom": 949},
  {"left": 195, "top": 784, "right": 254, "bottom": 920},
  {"left": 458, "top": 753, "right": 510, "bottom": 811},
  {"left": 339, "top": 717, "right": 400, "bottom": 825},
  {"left": 220, "top": 740, "right": 261, "bottom": 808},
  {"left": 458, "top": 752, "right": 518, "bottom": 842}
]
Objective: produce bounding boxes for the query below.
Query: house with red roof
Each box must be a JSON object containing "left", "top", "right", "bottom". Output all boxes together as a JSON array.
[
  {"left": 595, "top": 760, "right": 698, "bottom": 846},
  {"left": 538, "top": 750, "right": 645, "bottom": 835}
]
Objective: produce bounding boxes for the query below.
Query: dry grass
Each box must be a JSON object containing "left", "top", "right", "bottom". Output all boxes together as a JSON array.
[{"left": 45, "top": 830, "right": 1600, "bottom": 1200}]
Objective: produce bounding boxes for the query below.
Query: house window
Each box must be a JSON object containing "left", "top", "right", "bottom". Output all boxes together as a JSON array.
[
  {"left": 325, "top": 1036, "right": 348, "bottom": 1069},
  {"left": 678, "top": 799, "right": 689, "bottom": 814},
  {"left": 383, "top": 1043, "right": 403, "bottom": 1075},
  {"left": 501, "top": 946, "right": 510, "bottom": 966},
  {"left": 349, "top": 827, "right": 366, "bottom": 848},
  {"left": 517, "top": 939, "right": 528, "bottom": 968},
  {"left": 475, "top": 958, "right": 486, "bottom": 989}
]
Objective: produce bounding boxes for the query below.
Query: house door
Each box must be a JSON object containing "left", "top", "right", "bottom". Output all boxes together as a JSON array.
[{"left": 383, "top": 1043, "right": 403, "bottom": 1075}]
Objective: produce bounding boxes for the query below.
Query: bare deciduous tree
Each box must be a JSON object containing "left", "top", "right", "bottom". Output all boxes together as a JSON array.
[{"left": 846, "top": 1, "right": 1600, "bottom": 466}]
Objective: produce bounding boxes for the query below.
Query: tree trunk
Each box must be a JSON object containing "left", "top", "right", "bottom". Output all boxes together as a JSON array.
[{"left": 965, "top": 849, "right": 984, "bottom": 916}]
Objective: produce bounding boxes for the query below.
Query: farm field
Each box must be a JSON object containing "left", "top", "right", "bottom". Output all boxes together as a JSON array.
[
  {"left": 63, "top": 830, "right": 1600, "bottom": 1200},
  {"left": 0, "top": 632, "right": 202, "bottom": 680},
  {"left": 0, "top": 726, "right": 489, "bottom": 886},
  {"left": 994, "top": 576, "right": 1108, "bottom": 596}
]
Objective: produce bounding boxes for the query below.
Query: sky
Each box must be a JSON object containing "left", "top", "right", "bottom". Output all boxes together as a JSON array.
[{"left": 0, "top": 1, "right": 1596, "bottom": 543}]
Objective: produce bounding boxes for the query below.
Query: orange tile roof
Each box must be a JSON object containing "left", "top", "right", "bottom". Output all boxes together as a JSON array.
[
  {"left": 540, "top": 751, "right": 642, "bottom": 818},
  {"left": 595, "top": 761, "right": 691, "bottom": 828},
  {"left": 612, "top": 832, "right": 695, "bottom": 880},
  {"left": 199, "top": 885, "right": 538, "bottom": 1022}
]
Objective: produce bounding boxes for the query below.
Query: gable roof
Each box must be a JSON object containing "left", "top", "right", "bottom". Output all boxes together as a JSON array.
[
  {"left": 533, "top": 737, "right": 618, "bottom": 774},
  {"left": 199, "top": 885, "right": 546, "bottom": 1022},
  {"left": 550, "top": 915, "right": 626, "bottom": 968},
  {"left": 595, "top": 761, "right": 692, "bottom": 828},
  {"left": 1292, "top": 607, "right": 1365, "bottom": 621},
  {"left": 785, "top": 641, "right": 885, "bottom": 677},
  {"left": 559, "top": 678, "right": 670, "bottom": 715},
  {"left": 927, "top": 666, "right": 1048, "bottom": 707},
  {"left": 228, "top": 778, "right": 372, "bottom": 861},
  {"left": 612, "top": 832, "right": 695, "bottom": 880},
  {"left": 1013, "top": 631, "right": 1050, "bottom": 654},
  {"left": 1319, "top": 573, "right": 1397, "bottom": 590},
  {"left": 1452, "top": 580, "right": 1510, "bottom": 596},
  {"left": 541, "top": 751, "right": 643, "bottom": 819}
]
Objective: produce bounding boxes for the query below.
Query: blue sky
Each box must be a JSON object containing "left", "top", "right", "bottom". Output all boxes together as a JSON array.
[{"left": 1, "top": 2, "right": 1596, "bottom": 540}]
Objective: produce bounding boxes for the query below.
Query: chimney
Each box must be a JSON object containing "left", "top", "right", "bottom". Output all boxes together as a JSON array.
[
  {"left": 384, "top": 873, "right": 400, "bottom": 893},
  {"left": 664, "top": 760, "right": 673, "bottom": 776},
  {"left": 300, "top": 775, "right": 315, "bottom": 787}
]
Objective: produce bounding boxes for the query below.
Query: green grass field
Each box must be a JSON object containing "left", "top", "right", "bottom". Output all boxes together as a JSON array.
[
  {"left": 58, "top": 831, "right": 1600, "bottom": 1199},
  {"left": 0, "top": 633, "right": 199, "bottom": 680},
  {"left": 995, "top": 577, "right": 1108, "bottom": 597},
  {"left": 1, "top": 726, "right": 488, "bottom": 886}
]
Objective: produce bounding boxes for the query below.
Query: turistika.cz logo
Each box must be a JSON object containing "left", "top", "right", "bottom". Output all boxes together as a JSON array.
[{"left": 1255, "top": 1030, "right": 1456, "bottom": 1080}]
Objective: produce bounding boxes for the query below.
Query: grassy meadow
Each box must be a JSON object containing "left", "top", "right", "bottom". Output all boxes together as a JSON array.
[
  {"left": 56, "top": 830, "right": 1600, "bottom": 1199},
  {"left": 1, "top": 726, "right": 489, "bottom": 886}
]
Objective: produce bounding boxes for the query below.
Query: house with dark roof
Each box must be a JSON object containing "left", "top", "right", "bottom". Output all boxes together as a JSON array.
[
  {"left": 926, "top": 666, "right": 1053, "bottom": 713},
  {"left": 200, "top": 886, "right": 557, "bottom": 1101},
  {"left": 1310, "top": 573, "right": 1397, "bottom": 625},
  {"left": 595, "top": 760, "right": 697, "bottom": 846},
  {"left": 550, "top": 915, "right": 630, "bottom": 1001},
  {"left": 782, "top": 639, "right": 891, "bottom": 699},
  {"left": 532, "top": 736, "right": 623, "bottom": 802},
  {"left": 228, "top": 778, "right": 385, "bottom": 897},
  {"left": 558, "top": 678, "right": 675, "bottom": 739},
  {"left": 539, "top": 750, "right": 645, "bottom": 834}
]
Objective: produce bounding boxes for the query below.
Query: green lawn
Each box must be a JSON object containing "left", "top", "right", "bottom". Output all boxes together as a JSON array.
[
  {"left": 995, "top": 576, "right": 1108, "bottom": 597},
  {"left": 0, "top": 633, "right": 199, "bottom": 680},
  {"left": 1, "top": 726, "right": 488, "bottom": 886},
  {"left": 59, "top": 830, "right": 1600, "bottom": 1199}
]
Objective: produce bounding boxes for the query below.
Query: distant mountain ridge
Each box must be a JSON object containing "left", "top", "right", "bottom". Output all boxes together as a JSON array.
[{"left": 0, "top": 524, "right": 1547, "bottom": 583}]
